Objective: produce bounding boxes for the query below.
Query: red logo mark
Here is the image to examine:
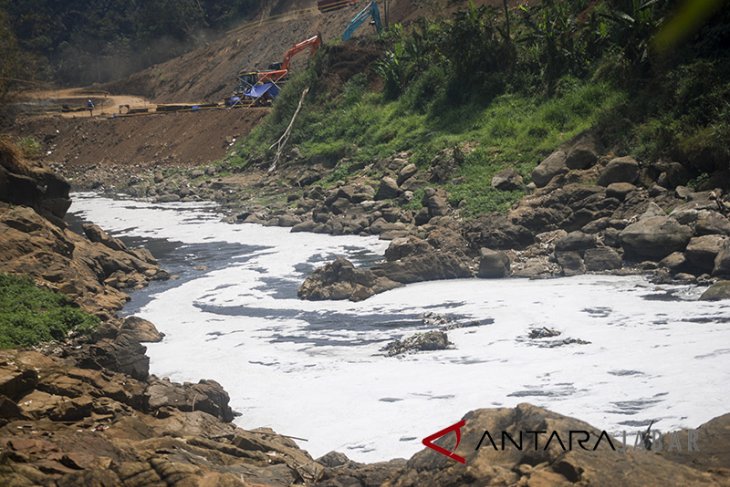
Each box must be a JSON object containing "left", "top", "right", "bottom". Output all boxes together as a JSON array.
[{"left": 422, "top": 419, "right": 467, "bottom": 464}]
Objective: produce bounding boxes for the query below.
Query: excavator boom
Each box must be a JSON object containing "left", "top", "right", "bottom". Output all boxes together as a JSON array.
[
  {"left": 342, "top": 1, "right": 382, "bottom": 41},
  {"left": 281, "top": 34, "right": 322, "bottom": 72}
]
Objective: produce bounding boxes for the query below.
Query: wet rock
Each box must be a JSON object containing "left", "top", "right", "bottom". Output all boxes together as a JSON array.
[
  {"left": 685, "top": 235, "right": 727, "bottom": 274},
  {"left": 477, "top": 248, "right": 510, "bottom": 278},
  {"left": 375, "top": 177, "right": 400, "bottom": 200},
  {"left": 598, "top": 156, "right": 639, "bottom": 186},
  {"left": 700, "top": 281, "right": 730, "bottom": 301},
  {"left": 531, "top": 150, "right": 567, "bottom": 188},
  {"left": 528, "top": 327, "right": 561, "bottom": 339},
  {"left": 298, "top": 257, "right": 401, "bottom": 301},
  {"left": 381, "top": 331, "right": 451, "bottom": 356},
  {"left": 491, "top": 168, "right": 524, "bottom": 191},
  {"left": 620, "top": 216, "right": 692, "bottom": 260},
  {"left": 584, "top": 247, "right": 622, "bottom": 271}
]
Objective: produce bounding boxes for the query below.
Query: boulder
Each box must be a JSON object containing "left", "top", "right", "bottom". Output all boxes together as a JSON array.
[
  {"left": 422, "top": 188, "right": 450, "bottom": 217},
  {"left": 660, "top": 252, "right": 689, "bottom": 273},
  {"left": 145, "top": 378, "right": 234, "bottom": 421},
  {"left": 598, "top": 156, "right": 639, "bottom": 186},
  {"left": 384, "top": 236, "right": 431, "bottom": 262},
  {"left": 381, "top": 331, "right": 451, "bottom": 356},
  {"left": 606, "top": 182, "right": 636, "bottom": 200},
  {"left": 619, "top": 216, "right": 693, "bottom": 260},
  {"left": 554, "top": 231, "right": 596, "bottom": 252},
  {"left": 565, "top": 141, "right": 598, "bottom": 169},
  {"left": 374, "top": 251, "right": 473, "bottom": 284},
  {"left": 700, "top": 281, "right": 730, "bottom": 301},
  {"left": 531, "top": 150, "right": 567, "bottom": 187},
  {"left": 120, "top": 316, "right": 164, "bottom": 343},
  {"left": 491, "top": 168, "right": 523, "bottom": 191},
  {"left": 713, "top": 242, "right": 730, "bottom": 277},
  {"left": 696, "top": 210, "right": 730, "bottom": 236},
  {"left": 298, "top": 257, "right": 401, "bottom": 301},
  {"left": 397, "top": 164, "right": 418, "bottom": 185},
  {"left": 584, "top": 247, "right": 622, "bottom": 271},
  {"left": 477, "top": 248, "right": 510, "bottom": 278},
  {"left": 375, "top": 177, "right": 400, "bottom": 200},
  {"left": 556, "top": 251, "right": 585, "bottom": 276},
  {"left": 685, "top": 235, "right": 727, "bottom": 274},
  {"left": 82, "top": 223, "right": 127, "bottom": 252}
]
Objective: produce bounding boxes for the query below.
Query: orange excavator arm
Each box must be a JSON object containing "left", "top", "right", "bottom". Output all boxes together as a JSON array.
[
  {"left": 280, "top": 34, "right": 322, "bottom": 72},
  {"left": 257, "top": 34, "right": 322, "bottom": 84}
]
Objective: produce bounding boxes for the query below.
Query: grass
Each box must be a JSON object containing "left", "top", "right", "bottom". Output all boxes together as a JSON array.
[
  {"left": 0, "top": 273, "right": 99, "bottom": 348},
  {"left": 235, "top": 74, "right": 625, "bottom": 216}
]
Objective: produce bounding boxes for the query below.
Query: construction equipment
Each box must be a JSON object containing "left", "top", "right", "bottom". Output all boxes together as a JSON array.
[
  {"left": 342, "top": 1, "right": 382, "bottom": 41},
  {"left": 317, "top": 0, "right": 358, "bottom": 13},
  {"left": 235, "top": 34, "right": 322, "bottom": 105}
]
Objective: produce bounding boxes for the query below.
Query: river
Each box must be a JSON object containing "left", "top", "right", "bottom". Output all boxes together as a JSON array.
[{"left": 69, "top": 192, "right": 730, "bottom": 462}]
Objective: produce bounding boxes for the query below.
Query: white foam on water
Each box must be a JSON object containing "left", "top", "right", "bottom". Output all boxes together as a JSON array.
[{"left": 71, "top": 193, "right": 730, "bottom": 462}]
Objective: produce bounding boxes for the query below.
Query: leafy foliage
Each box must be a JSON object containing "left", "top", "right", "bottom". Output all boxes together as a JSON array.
[{"left": 0, "top": 274, "right": 99, "bottom": 349}]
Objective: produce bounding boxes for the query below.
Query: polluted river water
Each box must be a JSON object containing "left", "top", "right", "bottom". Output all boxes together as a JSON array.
[{"left": 70, "top": 192, "right": 730, "bottom": 462}]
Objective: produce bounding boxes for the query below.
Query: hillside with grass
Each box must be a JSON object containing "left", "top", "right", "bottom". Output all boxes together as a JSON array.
[{"left": 232, "top": 0, "right": 730, "bottom": 217}]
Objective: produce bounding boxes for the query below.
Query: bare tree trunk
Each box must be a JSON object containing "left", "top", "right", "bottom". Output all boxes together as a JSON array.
[{"left": 268, "top": 87, "right": 309, "bottom": 173}]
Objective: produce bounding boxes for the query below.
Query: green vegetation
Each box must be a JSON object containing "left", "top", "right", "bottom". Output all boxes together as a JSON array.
[
  {"left": 232, "top": 0, "right": 729, "bottom": 217},
  {"left": 0, "top": 274, "right": 98, "bottom": 349},
  {"left": 0, "top": 0, "right": 262, "bottom": 85},
  {"left": 16, "top": 136, "right": 42, "bottom": 159}
]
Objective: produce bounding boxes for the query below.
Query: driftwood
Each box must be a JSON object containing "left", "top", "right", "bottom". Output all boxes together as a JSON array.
[{"left": 268, "top": 87, "right": 309, "bottom": 173}]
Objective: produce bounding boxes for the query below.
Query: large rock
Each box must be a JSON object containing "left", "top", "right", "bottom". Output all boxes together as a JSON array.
[
  {"left": 466, "top": 215, "right": 534, "bottom": 250},
  {"left": 422, "top": 188, "right": 450, "bottom": 217},
  {"left": 598, "top": 156, "right": 640, "bottom": 186},
  {"left": 584, "top": 247, "right": 622, "bottom": 271},
  {"left": 381, "top": 331, "right": 451, "bottom": 356},
  {"left": 375, "top": 177, "right": 400, "bottom": 200},
  {"left": 556, "top": 251, "right": 585, "bottom": 276},
  {"left": 145, "top": 377, "right": 234, "bottom": 421},
  {"left": 685, "top": 235, "right": 727, "bottom": 274},
  {"left": 619, "top": 216, "right": 693, "bottom": 260},
  {"left": 491, "top": 168, "right": 523, "bottom": 191},
  {"left": 554, "top": 231, "right": 596, "bottom": 252},
  {"left": 531, "top": 150, "right": 567, "bottom": 187},
  {"left": 700, "top": 281, "right": 730, "bottom": 301},
  {"left": 477, "top": 248, "right": 510, "bottom": 278},
  {"left": 696, "top": 210, "right": 730, "bottom": 236},
  {"left": 374, "top": 251, "right": 473, "bottom": 284},
  {"left": 298, "top": 257, "right": 401, "bottom": 301},
  {"left": 565, "top": 140, "right": 598, "bottom": 169},
  {"left": 713, "top": 242, "right": 730, "bottom": 277},
  {"left": 82, "top": 223, "right": 127, "bottom": 251},
  {"left": 384, "top": 236, "right": 431, "bottom": 262},
  {"left": 397, "top": 164, "right": 418, "bottom": 185}
]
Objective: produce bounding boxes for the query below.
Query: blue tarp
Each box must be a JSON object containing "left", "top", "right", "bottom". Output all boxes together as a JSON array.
[{"left": 245, "top": 82, "right": 281, "bottom": 99}]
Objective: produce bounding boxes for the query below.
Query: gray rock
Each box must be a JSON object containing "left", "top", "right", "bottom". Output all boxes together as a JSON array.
[
  {"left": 660, "top": 252, "right": 688, "bottom": 273},
  {"left": 555, "top": 231, "right": 596, "bottom": 252},
  {"left": 422, "top": 188, "right": 450, "bottom": 217},
  {"left": 298, "top": 257, "right": 401, "bottom": 301},
  {"left": 598, "top": 156, "right": 639, "bottom": 186},
  {"left": 556, "top": 251, "right": 585, "bottom": 276},
  {"left": 606, "top": 182, "right": 636, "bottom": 200},
  {"left": 155, "top": 194, "right": 180, "bottom": 203},
  {"left": 384, "top": 236, "right": 431, "bottom": 262},
  {"left": 381, "top": 331, "right": 451, "bottom": 356},
  {"left": 397, "top": 164, "right": 418, "bottom": 185},
  {"left": 477, "top": 248, "right": 510, "bottom": 278},
  {"left": 696, "top": 210, "right": 730, "bottom": 236},
  {"left": 713, "top": 242, "right": 730, "bottom": 277},
  {"left": 565, "top": 142, "right": 598, "bottom": 170},
  {"left": 685, "top": 235, "right": 727, "bottom": 274},
  {"left": 619, "top": 216, "right": 692, "bottom": 260},
  {"left": 491, "top": 168, "right": 524, "bottom": 191},
  {"left": 700, "top": 281, "right": 730, "bottom": 301},
  {"left": 584, "top": 247, "right": 622, "bottom": 271},
  {"left": 531, "top": 150, "right": 567, "bottom": 188},
  {"left": 375, "top": 177, "right": 400, "bottom": 200}
]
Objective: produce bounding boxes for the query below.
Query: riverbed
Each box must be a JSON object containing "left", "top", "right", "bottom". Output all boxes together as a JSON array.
[{"left": 70, "top": 192, "right": 730, "bottom": 462}]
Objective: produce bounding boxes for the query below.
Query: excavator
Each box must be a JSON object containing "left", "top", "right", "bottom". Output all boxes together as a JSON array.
[
  {"left": 235, "top": 34, "right": 322, "bottom": 105},
  {"left": 342, "top": 0, "right": 382, "bottom": 41}
]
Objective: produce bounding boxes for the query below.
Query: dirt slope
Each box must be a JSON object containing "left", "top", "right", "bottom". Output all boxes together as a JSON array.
[{"left": 13, "top": 108, "right": 268, "bottom": 180}]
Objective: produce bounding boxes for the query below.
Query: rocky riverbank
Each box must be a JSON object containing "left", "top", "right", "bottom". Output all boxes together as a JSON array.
[
  {"left": 57, "top": 133, "right": 730, "bottom": 303},
  {"left": 3, "top": 138, "right": 730, "bottom": 485}
]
